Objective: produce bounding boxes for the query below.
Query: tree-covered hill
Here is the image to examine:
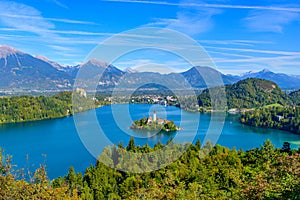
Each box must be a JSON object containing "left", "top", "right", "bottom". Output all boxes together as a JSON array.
[
  {"left": 241, "top": 106, "right": 300, "bottom": 134},
  {"left": 290, "top": 90, "right": 300, "bottom": 106},
  {"left": 0, "top": 91, "right": 101, "bottom": 124},
  {"left": 1, "top": 139, "right": 300, "bottom": 199},
  {"left": 198, "top": 78, "right": 292, "bottom": 109},
  {"left": 0, "top": 92, "right": 71, "bottom": 123}
]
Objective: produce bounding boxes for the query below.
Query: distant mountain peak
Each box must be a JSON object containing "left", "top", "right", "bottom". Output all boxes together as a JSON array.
[
  {"left": 192, "top": 66, "right": 213, "bottom": 70},
  {"left": 239, "top": 68, "right": 273, "bottom": 77},
  {"left": 239, "top": 68, "right": 300, "bottom": 89},
  {"left": 35, "top": 55, "right": 51, "bottom": 62},
  {"left": 184, "top": 66, "right": 219, "bottom": 73},
  {"left": 35, "top": 55, "right": 68, "bottom": 71},
  {"left": 83, "top": 59, "right": 109, "bottom": 68},
  {"left": 124, "top": 67, "right": 138, "bottom": 73},
  {"left": 240, "top": 70, "right": 254, "bottom": 77},
  {"left": 0, "top": 44, "right": 24, "bottom": 58},
  {"left": 261, "top": 68, "right": 271, "bottom": 73}
]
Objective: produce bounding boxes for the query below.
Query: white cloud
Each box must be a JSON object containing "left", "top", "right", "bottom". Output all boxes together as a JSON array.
[
  {"left": 0, "top": 32, "right": 105, "bottom": 45},
  {"left": 48, "top": 0, "right": 69, "bottom": 9},
  {"left": 104, "top": 0, "right": 300, "bottom": 12},
  {"left": 0, "top": 13, "right": 96, "bottom": 25},
  {"left": 144, "top": 0, "right": 222, "bottom": 35},
  {"left": 213, "top": 55, "right": 300, "bottom": 63},
  {"left": 0, "top": 1, "right": 54, "bottom": 36},
  {"left": 0, "top": 1, "right": 96, "bottom": 39},
  {"left": 47, "top": 45, "right": 78, "bottom": 52},
  {"left": 0, "top": 1, "right": 102, "bottom": 64},
  {"left": 0, "top": 1, "right": 95, "bottom": 45},
  {"left": 0, "top": 27, "right": 108, "bottom": 36},
  {"left": 204, "top": 46, "right": 300, "bottom": 56},
  {"left": 210, "top": 52, "right": 300, "bottom": 74},
  {"left": 244, "top": 9, "right": 300, "bottom": 32},
  {"left": 203, "top": 44, "right": 300, "bottom": 74},
  {"left": 108, "top": 0, "right": 300, "bottom": 35},
  {"left": 207, "top": 50, "right": 253, "bottom": 58},
  {"left": 198, "top": 39, "right": 273, "bottom": 46}
]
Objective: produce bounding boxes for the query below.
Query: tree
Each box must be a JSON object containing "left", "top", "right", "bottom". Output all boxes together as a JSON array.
[
  {"left": 126, "top": 137, "right": 135, "bottom": 151},
  {"left": 281, "top": 142, "right": 291, "bottom": 153}
]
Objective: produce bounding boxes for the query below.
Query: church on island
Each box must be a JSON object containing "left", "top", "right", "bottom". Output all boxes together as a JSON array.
[
  {"left": 147, "top": 110, "right": 165, "bottom": 124},
  {"left": 130, "top": 110, "right": 180, "bottom": 132}
]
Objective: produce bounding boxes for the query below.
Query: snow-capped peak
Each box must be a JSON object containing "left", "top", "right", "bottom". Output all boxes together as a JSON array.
[
  {"left": 240, "top": 68, "right": 272, "bottom": 77},
  {"left": 240, "top": 70, "right": 255, "bottom": 77},
  {"left": 124, "top": 67, "right": 138, "bottom": 73},
  {"left": 35, "top": 55, "right": 71, "bottom": 71},
  {"left": 35, "top": 55, "right": 51, "bottom": 62},
  {"left": 82, "top": 59, "right": 110, "bottom": 68},
  {"left": 0, "top": 45, "right": 23, "bottom": 58},
  {"left": 261, "top": 68, "right": 271, "bottom": 73}
]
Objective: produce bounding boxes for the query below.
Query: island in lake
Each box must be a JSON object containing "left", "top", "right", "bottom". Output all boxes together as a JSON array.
[{"left": 130, "top": 110, "right": 181, "bottom": 132}]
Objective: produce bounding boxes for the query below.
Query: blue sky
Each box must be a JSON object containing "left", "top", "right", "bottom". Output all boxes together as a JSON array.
[{"left": 0, "top": 0, "right": 299, "bottom": 74}]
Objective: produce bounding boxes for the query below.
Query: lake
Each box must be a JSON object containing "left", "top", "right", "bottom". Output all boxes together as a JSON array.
[{"left": 0, "top": 104, "right": 300, "bottom": 179}]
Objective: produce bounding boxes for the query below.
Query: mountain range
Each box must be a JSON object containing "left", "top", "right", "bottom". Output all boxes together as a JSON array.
[
  {"left": 1, "top": 45, "right": 299, "bottom": 92},
  {"left": 233, "top": 69, "right": 300, "bottom": 90}
]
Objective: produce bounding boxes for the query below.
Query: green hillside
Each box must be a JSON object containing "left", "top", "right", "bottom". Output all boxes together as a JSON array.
[
  {"left": 2, "top": 139, "right": 300, "bottom": 199},
  {"left": 0, "top": 92, "right": 71, "bottom": 123},
  {"left": 290, "top": 90, "right": 300, "bottom": 106},
  {"left": 0, "top": 91, "right": 100, "bottom": 124},
  {"left": 241, "top": 106, "right": 300, "bottom": 134},
  {"left": 198, "top": 78, "right": 292, "bottom": 109}
]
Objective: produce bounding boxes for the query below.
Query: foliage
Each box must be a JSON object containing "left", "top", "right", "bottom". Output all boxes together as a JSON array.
[
  {"left": 0, "top": 150, "right": 80, "bottom": 199},
  {"left": 290, "top": 89, "right": 300, "bottom": 106},
  {"left": 131, "top": 117, "right": 179, "bottom": 132},
  {"left": 176, "top": 95, "right": 200, "bottom": 111},
  {"left": 57, "top": 139, "right": 300, "bottom": 199},
  {"left": 240, "top": 106, "right": 300, "bottom": 134},
  {"left": 0, "top": 91, "right": 104, "bottom": 124},
  {"left": 2, "top": 139, "right": 300, "bottom": 199},
  {"left": 0, "top": 92, "right": 71, "bottom": 124},
  {"left": 198, "top": 78, "right": 292, "bottom": 109}
]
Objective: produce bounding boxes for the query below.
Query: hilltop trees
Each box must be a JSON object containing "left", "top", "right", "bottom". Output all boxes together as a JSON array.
[
  {"left": 57, "top": 139, "right": 300, "bottom": 199},
  {"left": 198, "top": 78, "right": 292, "bottom": 109},
  {"left": 0, "top": 150, "right": 80, "bottom": 199},
  {"left": 0, "top": 91, "right": 104, "bottom": 124},
  {"left": 1, "top": 139, "right": 300, "bottom": 199},
  {"left": 0, "top": 93, "right": 71, "bottom": 123},
  {"left": 290, "top": 89, "right": 300, "bottom": 106},
  {"left": 241, "top": 106, "right": 300, "bottom": 134}
]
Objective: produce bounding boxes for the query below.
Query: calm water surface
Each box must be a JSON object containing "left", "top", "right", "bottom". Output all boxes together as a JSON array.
[{"left": 0, "top": 104, "right": 300, "bottom": 179}]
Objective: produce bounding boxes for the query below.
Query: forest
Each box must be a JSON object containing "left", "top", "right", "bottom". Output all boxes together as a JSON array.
[
  {"left": 198, "top": 78, "right": 293, "bottom": 109},
  {"left": 0, "top": 91, "right": 104, "bottom": 124},
  {"left": 240, "top": 106, "right": 300, "bottom": 134},
  {"left": 0, "top": 92, "right": 71, "bottom": 123},
  {"left": 1, "top": 139, "right": 300, "bottom": 199},
  {"left": 290, "top": 90, "right": 300, "bottom": 106}
]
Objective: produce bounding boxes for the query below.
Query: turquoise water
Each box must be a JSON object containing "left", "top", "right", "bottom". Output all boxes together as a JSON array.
[{"left": 0, "top": 104, "right": 300, "bottom": 179}]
